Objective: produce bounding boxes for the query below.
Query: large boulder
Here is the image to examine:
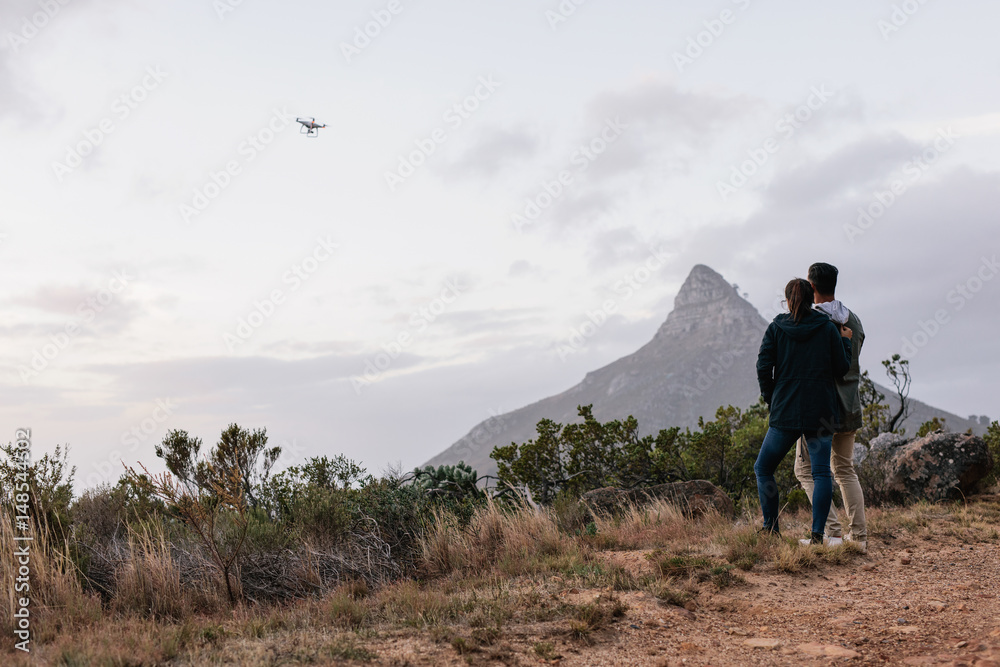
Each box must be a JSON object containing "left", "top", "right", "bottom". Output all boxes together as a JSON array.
[
  {"left": 886, "top": 431, "right": 993, "bottom": 502},
  {"left": 580, "top": 480, "right": 735, "bottom": 519}
]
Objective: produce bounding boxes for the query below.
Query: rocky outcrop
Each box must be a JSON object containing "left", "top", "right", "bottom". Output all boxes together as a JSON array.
[
  {"left": 579, "top": 480, "right": 735, "bottom": 519},
  {"left": 886, "top": 432, "right": 994, "bottom": 502}
]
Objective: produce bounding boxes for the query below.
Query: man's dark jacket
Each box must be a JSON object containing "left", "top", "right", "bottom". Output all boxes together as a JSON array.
[{"left": 756, "top": 309, "right": 852, "bottom": 432}]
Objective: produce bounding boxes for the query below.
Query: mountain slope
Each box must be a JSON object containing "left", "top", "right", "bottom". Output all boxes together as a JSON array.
[{"left": 425, "top": 265, "right": 981, "bottom": 476}]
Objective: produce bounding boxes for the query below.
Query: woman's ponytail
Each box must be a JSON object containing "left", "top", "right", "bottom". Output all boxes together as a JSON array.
[{"left": 785, "top": 278, "right": 814, "bottom": 323}]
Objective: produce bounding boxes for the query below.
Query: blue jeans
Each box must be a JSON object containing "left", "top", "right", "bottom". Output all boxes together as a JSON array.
[{"left": 754, "top": 427, "right": 832, "bottom": 536}]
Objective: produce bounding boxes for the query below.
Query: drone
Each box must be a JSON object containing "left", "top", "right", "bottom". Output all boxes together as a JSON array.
[{"left": 296, "top": 117, "right": 327, "bottom": 137}]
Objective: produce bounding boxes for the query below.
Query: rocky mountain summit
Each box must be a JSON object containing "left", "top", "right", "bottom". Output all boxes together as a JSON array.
[{"left": 426, "top": 265, "right": 982, "bottom": 477}]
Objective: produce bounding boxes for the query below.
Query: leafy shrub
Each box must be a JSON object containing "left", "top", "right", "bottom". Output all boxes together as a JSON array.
[
  {"left": 917, "top": 417, "right": 947, "bottom": 437},
  {"left": 984, "top": 421, "right": 1000, "bottom": 487}
]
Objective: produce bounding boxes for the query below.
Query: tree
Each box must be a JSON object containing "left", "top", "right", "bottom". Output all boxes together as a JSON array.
[
  {"left": 139, "top": 423, "right": 282, "bottom": 604},
  {"left": 202, "top": 424, "right": 280, "bottom": 510},
  {"left": 155, "top": 429, "right": 202, "bottom": 489},
  {"left": 155, "top": 425, "right": 280, "bottom": 510},
  {"left": 129, "top": 460, "right": 249, "bottom": 605},
  {"left": 883, "top": 355, "right": 911, "bottom": 434},
  {"left": 684, "top": 402, "right": 769, "bottom": 500},
  {"left": 0, "top": 441, "right": 76, "bottom": 541},
  {"left": 858, "top": 371, "right": 889, "bottom": 443}
]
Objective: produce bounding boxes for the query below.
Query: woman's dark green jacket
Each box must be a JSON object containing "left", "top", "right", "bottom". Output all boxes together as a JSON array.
[{"left": 756, "top": 309, "right": 852, "bottom": 432}]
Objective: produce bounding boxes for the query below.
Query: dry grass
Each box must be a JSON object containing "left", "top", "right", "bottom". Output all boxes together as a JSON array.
[
  {"left": 420, "top": 497, "right": 583, "bottom": 578},
  {"left": 1, "top": 514, "right": 101, "bottom": 645},
  {"left": 8, "top": 495, "right": 997, "bottom": 665},
  {"left": 112, "top": 524, "right": 194, "bottom": 620},
  {"left": 587, "top": 498, "right": 729, "bottom": 551}
]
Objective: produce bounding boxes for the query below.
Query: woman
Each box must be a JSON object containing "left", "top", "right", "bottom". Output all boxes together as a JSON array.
[{"left": 755, "top": 278, "right": 852, "bottom": 543}]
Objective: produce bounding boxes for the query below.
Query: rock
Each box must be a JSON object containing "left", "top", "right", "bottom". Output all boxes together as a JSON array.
[
  {"left": 886, "top": 432, "right": 994, "bottom": 502},
  {"left": 745, "top": 638, "right": 782, "bottom": 649},
  {"left": 901, "top": 556, "right": 912, "bottom": 565},
  {"left": 580, "top": 480, "right": 735, "bottom": 519},
  {"left": 797, "top": 643, "right": 861, "bottom": 658},
  {"left": 870, "top": 432, "right": 908, "bottom": 452}
]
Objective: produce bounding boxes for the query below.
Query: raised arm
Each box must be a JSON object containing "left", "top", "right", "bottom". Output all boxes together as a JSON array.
[{"left": 831, "top": 323, "right": 852, "bottom": 378}]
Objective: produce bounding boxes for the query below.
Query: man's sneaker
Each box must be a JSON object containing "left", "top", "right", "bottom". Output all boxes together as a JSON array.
[{"left": 845, "top": 534, "right": 868, "bottom": 553}]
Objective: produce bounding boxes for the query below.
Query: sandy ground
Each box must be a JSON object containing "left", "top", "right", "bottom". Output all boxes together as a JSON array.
[{"left": 361, "top": 516, "right": 1000, "bottom": 666}]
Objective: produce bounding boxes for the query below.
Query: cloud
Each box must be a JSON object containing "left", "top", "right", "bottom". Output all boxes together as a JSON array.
[
  {"left": 764, "top": 133, "right": 922, "bottom": 209},
  {"left": 440, "top": 124, "right": 540, "bottom": 178},
  {"left": 517, "top": 80, "right": 756, "bottom": 236}
]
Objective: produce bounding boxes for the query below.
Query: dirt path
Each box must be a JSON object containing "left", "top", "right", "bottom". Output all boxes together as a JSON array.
[
  {"left": 592, "top": 540, "right": 1000, "bottom": 666},
  {"left": 366, "top": 514, "right": 1000, "bottom": 666}
]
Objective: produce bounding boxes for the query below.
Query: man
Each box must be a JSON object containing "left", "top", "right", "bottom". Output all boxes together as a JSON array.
[{"left": 794, "top": 263, "right": 867, "bottom": 552}]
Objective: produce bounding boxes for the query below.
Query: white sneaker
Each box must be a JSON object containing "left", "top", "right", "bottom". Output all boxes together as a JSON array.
[
  {"left": 845, "top": 535, "right": 867, "bottom": 553},
  {"left": 798, "top": 536, "right": 843, "bottom": 547}
]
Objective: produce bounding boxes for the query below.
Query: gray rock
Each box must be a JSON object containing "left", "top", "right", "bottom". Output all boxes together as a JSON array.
[
  {"left": 580, "top": 479, "right": 735, "bottom": 519},
  {"left": 886, "top": 432, "right": 994, "bottom": 502},
  {"left": 869, "top": 432, "right": 908, "bottom": 453}
]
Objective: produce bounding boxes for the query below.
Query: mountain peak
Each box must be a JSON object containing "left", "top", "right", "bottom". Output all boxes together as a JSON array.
[
  {"left": 655, "top": 264, "right": 763, "bottom": 339},
  {"left": 673, "top": 264, "right": 738, "bottom": 308}
]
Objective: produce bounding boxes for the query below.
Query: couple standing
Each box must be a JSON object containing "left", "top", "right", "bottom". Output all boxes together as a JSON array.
[{"left": 754, "top": 262, "right": 867, "bottom": 550}]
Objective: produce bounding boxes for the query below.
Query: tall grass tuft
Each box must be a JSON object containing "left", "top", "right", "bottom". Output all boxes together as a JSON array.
[
  {"left": 1, "top": 510, "right": 100, "bottom": 643},
  {"left": 420, "top": 498, "right": 579, "bottom": 578},
  {"left": 112, "top": 523, "right": 195, "bottom": 620}
]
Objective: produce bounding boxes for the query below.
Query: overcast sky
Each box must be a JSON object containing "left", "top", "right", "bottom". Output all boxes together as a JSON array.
[{"left": 3, "top": 0, "right": 998, "bottom": 490}]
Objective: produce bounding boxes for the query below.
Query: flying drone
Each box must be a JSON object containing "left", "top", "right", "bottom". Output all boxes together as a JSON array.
[{"left": 296, "top": 117, "right": 327, "bottom": 137}]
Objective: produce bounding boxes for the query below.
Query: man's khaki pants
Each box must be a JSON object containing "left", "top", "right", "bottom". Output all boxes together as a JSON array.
[{"left": 794, "top": 431, "right": 867, "bottom": 540}]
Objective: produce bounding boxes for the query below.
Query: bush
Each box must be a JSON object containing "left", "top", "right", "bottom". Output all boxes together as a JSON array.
[
  {"left": 984, "top": 421, "right": 1000, "bottom": 487},
  {"left": 491, "top": 401, "right": 778, "bottom": 505}
]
